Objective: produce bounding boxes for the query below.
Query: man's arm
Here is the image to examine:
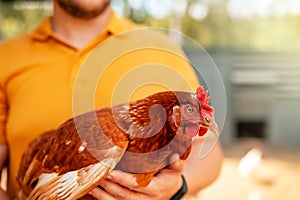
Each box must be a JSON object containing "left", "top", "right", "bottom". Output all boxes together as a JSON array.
[
  {"left": 183, "top": 138, "right": 223, "bottom": 196},
  {"left": 90, "top": 139, "right": 223, "bottom": 199},
  {"left": 90, "top": 155, "right": 185, "bottom": 200},
  {"left": 0, "top": 144, "right": 9, "bottom": 200}
]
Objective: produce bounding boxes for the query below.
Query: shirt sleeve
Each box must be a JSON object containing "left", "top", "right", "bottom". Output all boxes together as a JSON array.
[{"left": 0, "top": 84, "right": 8, "bottom": 144}]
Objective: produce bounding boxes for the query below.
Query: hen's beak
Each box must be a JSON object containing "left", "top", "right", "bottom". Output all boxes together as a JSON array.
[
  {"left": 198, "top": 120, "right": 220, "bottom": 159},
  {"left": 209, "top": 120, "right": 220, "bottom": 136},
  {"left": 198, "top": 119, "right": 219, "bottom": 137}
]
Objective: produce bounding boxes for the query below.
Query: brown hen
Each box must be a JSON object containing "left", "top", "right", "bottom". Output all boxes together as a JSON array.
[{"left": 17, "top": 86, "right": 218, "bottom": 200}]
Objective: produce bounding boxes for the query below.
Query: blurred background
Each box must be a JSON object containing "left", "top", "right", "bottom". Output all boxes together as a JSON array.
[{"left": 1, "top": 0, "right": 300, "bottom": 199}]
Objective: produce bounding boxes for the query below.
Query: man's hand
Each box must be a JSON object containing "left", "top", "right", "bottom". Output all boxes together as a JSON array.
[
  {"left": 89, "top": 154, "right": 185, "bottom": 200},
  {"left": 0, "top": 188, "right": 9, "bottom": 200},
  {"left": 0, "top": 144, "right": 8, "bottom": 200}
]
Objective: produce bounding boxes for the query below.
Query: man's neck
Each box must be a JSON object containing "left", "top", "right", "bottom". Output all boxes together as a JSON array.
[{"left": 51, "top": 3, "right": 112, "bottom": 50}]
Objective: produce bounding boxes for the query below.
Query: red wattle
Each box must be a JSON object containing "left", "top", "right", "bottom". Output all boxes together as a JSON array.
[{"left": 198, "top": 128, "right": 208, "bottom": 136}]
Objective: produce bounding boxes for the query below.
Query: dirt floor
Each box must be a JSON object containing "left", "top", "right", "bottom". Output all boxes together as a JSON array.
[{"left": 186, "top": 138, "right": 300, "bottom": 200}]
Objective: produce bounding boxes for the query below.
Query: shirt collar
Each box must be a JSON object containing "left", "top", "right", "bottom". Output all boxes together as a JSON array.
[
  {"left": 30, "top": 10, "right": 135, "bottom": 42},
  {"left": 30, "top": 17, "right": 54, "bottom": 41},
  {"left": 106, "top": 11, "right": 134, "bottom": 35}
]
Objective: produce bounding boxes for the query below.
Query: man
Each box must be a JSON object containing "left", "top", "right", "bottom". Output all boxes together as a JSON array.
[{"left": 0, "top": 0, "right": 223, "bottom": 199}]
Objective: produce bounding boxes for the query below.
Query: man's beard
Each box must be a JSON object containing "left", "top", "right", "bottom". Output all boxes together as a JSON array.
[{"left": 57, "top": 0, "right": 110, "bottom": 19}]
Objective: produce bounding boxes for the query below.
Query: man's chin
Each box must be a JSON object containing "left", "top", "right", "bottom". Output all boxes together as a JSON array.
[{"left": 56, "top": 0, "right": 110, "bottom": 19}]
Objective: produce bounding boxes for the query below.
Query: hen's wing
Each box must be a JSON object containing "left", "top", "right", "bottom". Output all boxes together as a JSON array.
[
  {"left": 113, "top": 100, "right": 193, "bottom": 187},
  {"left": 17, "top": 108, "right": 129, "bottom": 200}
]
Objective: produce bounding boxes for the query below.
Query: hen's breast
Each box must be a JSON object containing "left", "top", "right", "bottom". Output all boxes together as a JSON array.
[{"left": 112, "top": 93, "right": 194, "bottom": 174}]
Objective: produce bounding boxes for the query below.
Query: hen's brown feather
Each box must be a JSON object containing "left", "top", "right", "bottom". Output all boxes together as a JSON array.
[
  {"left": 18, "top": 108, "right": 129, "bottom": 199},
  {"left": 17, "top": 90, "right": 204, "bottom": 199}
]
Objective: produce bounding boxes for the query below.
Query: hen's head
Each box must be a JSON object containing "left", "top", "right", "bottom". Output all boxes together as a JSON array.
[{"left": 172, "top": 86, "right": 218, "bottom": 138}]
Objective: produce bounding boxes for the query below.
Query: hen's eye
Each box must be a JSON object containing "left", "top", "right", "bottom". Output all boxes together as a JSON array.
[{"left": 186, "top": 106, "right": 193, "bottom": 113}]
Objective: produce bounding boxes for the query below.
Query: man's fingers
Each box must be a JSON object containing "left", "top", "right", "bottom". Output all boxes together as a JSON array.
[
  {"left": 97, "top": 160, "right": 186, "bottom": 200},
  {"left": 106, "top": 170, "right": 138, "bottom": 190},
  {"left": 89, "top": 186, "right": 117, "bottom": 200},
  {"left": 99, "top": 179, "right": 147, "bottom": 200},
  {"left": 168, "top": 154, "right": 185, "bottom": 172}
]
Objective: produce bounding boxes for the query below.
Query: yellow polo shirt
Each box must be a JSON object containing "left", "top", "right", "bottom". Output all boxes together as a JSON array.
[{"left": 0, "top": 11, "right": 199, "bottom": 197}]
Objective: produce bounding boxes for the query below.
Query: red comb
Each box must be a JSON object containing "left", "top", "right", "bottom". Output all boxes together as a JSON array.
[{"left": 196, "top": 86, "right": 214, "bottom": 119}]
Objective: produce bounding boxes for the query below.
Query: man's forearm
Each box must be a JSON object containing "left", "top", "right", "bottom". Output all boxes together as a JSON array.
[
  {"left": 0, "top": 144, "right": 8, "bottom": 172},
  {"left": 183, "top": 139, "right": 223, "bottom": 196},
  {"left": 0, "top": 144, "right": 8, "bottom": 199}
]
